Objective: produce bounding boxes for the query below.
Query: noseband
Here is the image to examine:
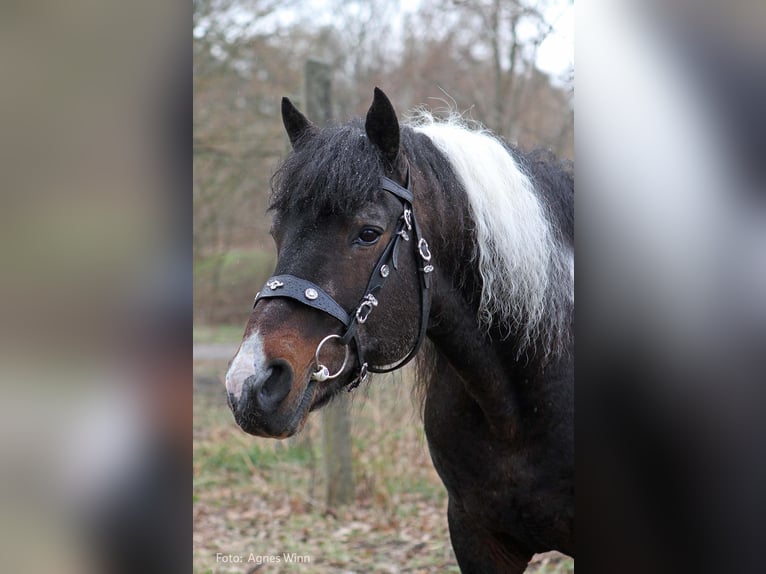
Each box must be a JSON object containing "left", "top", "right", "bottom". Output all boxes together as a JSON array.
[{"left": 252, "top": 166, "right": 433, "bottom": 390}]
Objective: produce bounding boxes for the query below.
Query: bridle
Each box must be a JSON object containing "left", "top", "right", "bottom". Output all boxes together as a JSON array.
[{"left": 252, "top": 165, "right": 433, "bottom": 391}]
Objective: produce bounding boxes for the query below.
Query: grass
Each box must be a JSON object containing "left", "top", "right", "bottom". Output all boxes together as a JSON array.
[{"left": 193, "top": 355, "right": 574, "bottom": 573}]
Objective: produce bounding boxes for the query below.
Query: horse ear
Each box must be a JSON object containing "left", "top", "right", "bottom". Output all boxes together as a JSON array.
[
  {"left": 365, "top": 87, "right": 400, "bottom": 165},
  {"left": 281, "top": 97, "right": 317, "bottom": 149}
]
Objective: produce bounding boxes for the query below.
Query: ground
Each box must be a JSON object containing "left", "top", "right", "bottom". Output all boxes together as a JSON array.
[{"left": 193, "top": 326, "right": 573, "bottom": 573}]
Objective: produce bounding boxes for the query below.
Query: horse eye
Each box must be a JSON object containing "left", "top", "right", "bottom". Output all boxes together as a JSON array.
[{"left": 357, "top": 228, "right": 381, "bottom": 245}]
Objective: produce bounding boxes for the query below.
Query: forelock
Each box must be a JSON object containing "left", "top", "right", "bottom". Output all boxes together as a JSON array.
[{"left": 270, "top": 119, "right": 387, "bottom": 217}]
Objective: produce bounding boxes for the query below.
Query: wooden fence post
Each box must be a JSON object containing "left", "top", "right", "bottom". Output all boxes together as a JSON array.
[{"left": 304, "top": 60, "right": 355, "bottom": 507}]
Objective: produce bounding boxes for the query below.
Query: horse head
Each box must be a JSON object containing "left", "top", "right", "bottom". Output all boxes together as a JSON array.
[{"left": 225, "top": 88, "right": 430, "bottom": 438}]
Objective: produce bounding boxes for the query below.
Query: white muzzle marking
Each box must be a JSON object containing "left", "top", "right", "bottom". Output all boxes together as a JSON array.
[{"left": 225, "top": 330, "right": 268, "bottom": 402}]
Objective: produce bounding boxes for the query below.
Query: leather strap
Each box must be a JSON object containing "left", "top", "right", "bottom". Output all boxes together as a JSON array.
[
  {"left": 379, "top": 176, "right": 413, "bottom": 204},
  {"left": 254, "top": 274, "right": 350, "bottom": 327}
]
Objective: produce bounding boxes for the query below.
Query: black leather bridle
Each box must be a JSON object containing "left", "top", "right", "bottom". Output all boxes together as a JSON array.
[{"left": 253, "top": 166, "right": 433, "bottom": 390}]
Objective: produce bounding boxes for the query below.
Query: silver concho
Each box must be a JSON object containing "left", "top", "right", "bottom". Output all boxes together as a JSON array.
[
  {"left": 267, "top": 279, "right": 284, "bottom": 290},
  {"left": 380, "top": 264, "right": 390, "bottom": 278},
  {"left": 304, "top": 288, "right": 319, "bottom": 300}
]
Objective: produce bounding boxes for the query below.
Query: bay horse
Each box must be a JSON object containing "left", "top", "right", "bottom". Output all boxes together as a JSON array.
[{"left": 225, "top": 88, "right": 574, "bottom": 572}]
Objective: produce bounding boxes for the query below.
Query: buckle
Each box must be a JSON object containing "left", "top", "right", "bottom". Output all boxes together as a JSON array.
[
  {"left": 348, "top": 363, "right": 368, "bottom": 392},
  {"left": 355, "top": 294, "right": 378, "bottom": 324},
  {"left": 403, "top": 209, "right": 412, "bottom": 230}
]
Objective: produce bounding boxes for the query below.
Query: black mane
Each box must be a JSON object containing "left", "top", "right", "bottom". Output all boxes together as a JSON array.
[{"left": 514, "top": 147, "right": 574, "bottom": 247}]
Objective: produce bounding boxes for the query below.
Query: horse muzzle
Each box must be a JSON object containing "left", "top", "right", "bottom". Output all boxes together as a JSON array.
[
  {"left": 226, "top": 359, "right": 287, "bottom": 433},
  {"left": 225, "top": 324, "right": 346, "bottom": 438}
]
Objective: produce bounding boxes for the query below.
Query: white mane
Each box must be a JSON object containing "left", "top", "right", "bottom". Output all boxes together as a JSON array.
[{"left": 409, "top": 112, "right": 572, "bottom": 354}]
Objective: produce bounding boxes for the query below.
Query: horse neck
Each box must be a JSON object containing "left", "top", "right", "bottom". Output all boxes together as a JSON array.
[
  {"left": 410, "top": 168, "right": 520, "bottom": 427},
  {"left": 410, "top": 153, "right": 571, "bottom": 432}
]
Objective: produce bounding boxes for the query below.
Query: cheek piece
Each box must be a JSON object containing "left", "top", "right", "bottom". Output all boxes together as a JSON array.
[{"left": 253, "top": 165, "right": 433, "bottom": 391}]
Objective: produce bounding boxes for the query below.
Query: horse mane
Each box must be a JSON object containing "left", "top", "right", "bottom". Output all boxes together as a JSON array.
[{"left": 407, "top": 111, "right": 573, "bottom": 357}]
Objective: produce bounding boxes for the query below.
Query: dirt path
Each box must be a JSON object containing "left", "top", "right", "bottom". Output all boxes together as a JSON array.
[{"left": 193, "top": 343, "right": 237, "bottom": 361}]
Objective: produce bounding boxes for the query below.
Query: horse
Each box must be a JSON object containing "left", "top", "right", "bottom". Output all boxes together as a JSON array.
[{"left": 225, "top": 87, "right": 574, "bottom": 572}]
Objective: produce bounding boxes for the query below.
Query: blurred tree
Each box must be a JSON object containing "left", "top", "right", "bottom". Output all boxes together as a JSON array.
[
  {"left": 193, "top": 0, "right": 299, "bottom": 321},
  {"left": 401, "top": 0, "right": 570, "bottom": 146}
]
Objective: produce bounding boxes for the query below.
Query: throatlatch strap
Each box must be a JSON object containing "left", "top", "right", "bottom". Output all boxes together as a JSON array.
[{"left": 365, "top": 182, "right": 432, "bottom": 374}]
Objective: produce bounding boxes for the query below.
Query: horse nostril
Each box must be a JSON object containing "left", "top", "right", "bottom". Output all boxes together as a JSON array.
[{"left": 247, "top": 360, "right": 293, "bottom": 412}]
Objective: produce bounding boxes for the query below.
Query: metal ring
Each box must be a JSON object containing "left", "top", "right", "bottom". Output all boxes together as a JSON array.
[
  {"left": 418, "top": 238, "right": 432, "bottom": 261},
  {"left": 311, "top": 334, "right": 350, "bottom": 382}
]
